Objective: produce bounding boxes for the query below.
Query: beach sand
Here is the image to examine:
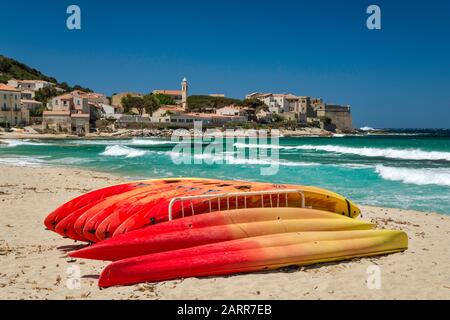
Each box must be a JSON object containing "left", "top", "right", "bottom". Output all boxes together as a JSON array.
[{"left": 0, "top": 165, "right": 449, "bottom": 300}]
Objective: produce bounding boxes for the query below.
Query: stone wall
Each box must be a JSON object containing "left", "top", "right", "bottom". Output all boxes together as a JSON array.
[
  {"left": 42, "top": 116, "right": 72, "bottom": 132},
  {"left": 315, "top": 105, "right": 353, "bottom": 131}
]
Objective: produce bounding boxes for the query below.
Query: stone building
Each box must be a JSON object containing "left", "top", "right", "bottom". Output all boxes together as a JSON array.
[
  {"left": 21, "top": 99, "right": 43, "bottom": 113},
  {"left": 42, "top": 91, "right": 91, "bottom": 135},
  {"left": 245, "top": 92, "right": 307, "bottom": 123},
  {"left": 7, "top": 79, "right": 55, "bottom": 92},
  {"left": 313, "top": 104, "right": 353, "bottom": 131},
  {"left": 0, "top": 84, "right": 29, "bottom": 126},
  {"left": 215, "top": 105, "right": 247, "bottom": 117}
]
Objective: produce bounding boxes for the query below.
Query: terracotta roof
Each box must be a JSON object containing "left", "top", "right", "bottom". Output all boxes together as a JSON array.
[
  {"left": 0, "top": 84, "right": 20, "bottom": 92},
  {"left": 21, "top": 99, "right": 43, "bottom": 104},
  {"left": 71, "top": 113, "right": 90, "bottom": 118},
  {"left": 186, "top": 113, "right": 243, "bottom": 119},
  {"left": 43, "top": 110, "right": 71, "bottom": 116},
  {"left": 218, "top": 104, "right": 244, "bottom": 110},
  {"left": 159, "top": 106, "right": 185, "bottom": 112},
  {"left": 153, "top": 90, "right": 183, "bottom": 96},
  {"left": 19, "top": 80, "right": 54, "bottom": 84},
  {"left": 59, "top": 94, "right": 74, "bottom": 100}
]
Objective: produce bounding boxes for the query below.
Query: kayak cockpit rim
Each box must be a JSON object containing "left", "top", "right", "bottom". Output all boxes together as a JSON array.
[{"left": 168, "top": 189, "right": 307, "bottom": 221}]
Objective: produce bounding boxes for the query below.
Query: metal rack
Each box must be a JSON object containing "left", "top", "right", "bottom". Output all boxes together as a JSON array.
[{"left": 168, "top": 189, "right": 306, "bottom": 221}]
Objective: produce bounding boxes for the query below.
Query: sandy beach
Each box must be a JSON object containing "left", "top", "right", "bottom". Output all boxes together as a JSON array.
[{"left": 0, "top": 165, "right": 449, "bottom": 300}]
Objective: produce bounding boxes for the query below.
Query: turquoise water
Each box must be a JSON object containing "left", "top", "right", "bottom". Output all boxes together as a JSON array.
[{"left": 1, "top": 130, "right": 449, "bottom": 214}]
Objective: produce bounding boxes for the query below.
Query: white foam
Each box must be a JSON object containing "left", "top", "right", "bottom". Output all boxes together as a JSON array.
[
  {"left": 360, "top": 126, "right": 375, "bottom": 131},
  {"left": 169, "top": 151, "right": 317, "bottom": 167},
  {"left": 130, "top": 139, "right": 177, "bottom": 146},
  {"left": 0, "top": 156, "right": 47, "bottom": 167},
  {"left": 234, "top": 142, "right": 285, "bottom": 150},
  {"left": 49, "top": 157, "right": 93, "bottom": 165},
  {"left": 375, "top": 165, "right": 450, "bottom": 187},
  {"left": 294, "top": 145, "right": 450, "bottom": 161},
  {"left": 235, "top": 142, "right": 450, "bottom": 161},
  {"left": 100, "top": 145, "right": 147, "bottom": 158},
  {"left": 0, "top": 139, "right": 50, "bottom": 147}
]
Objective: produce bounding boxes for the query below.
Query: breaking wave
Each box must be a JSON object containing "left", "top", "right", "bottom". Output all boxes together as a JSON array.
[
  {"left": 169, "top": 151, "right": 318, "bottom": 167},
  {"left": 375, "top": 165, "right": 450, "bottom": 187},
  {"left": 130, "top": 139, "right": 177, "bottom": 146},
  {"left": 0, "top": 139, "right": 50, "bottom": 147},
  {"left": 295, "top": 145, "right": 450, "bottom": 161},
  {"left": 0, "top": 156, "right": 47, "bottom": 167},
  {"left": 360, "top": 126, "right": 375, "bottom": 131},
  {"left": 236, "top": 143, "right": 450, "bottom": 161},
  {"left": 100, "top": 145, "right": 147, "bottom": 158}
]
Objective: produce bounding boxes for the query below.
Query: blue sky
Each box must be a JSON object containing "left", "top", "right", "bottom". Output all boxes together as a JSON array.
[{"left": 1, "top": 0, "right": 449, "bottom": 128}]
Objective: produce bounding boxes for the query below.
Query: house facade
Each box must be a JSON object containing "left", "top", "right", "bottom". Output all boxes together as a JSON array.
[
  {"left": 246, "top": 92, "right": 307, "bottom": 123},
  {"left": 7, "top": 79, "right": 55, "bottom": 92},
  {"left": 0, "top": 84, "right": 29, "bottom": 126},
  {"left": 151, "top": 105, "right": 246, "bottom": 125},
  {"left": 42, "top": 91, "right": 91, "bottom": 135},
  {"left": 216, "top": 105, "right": 247, "bottom": 117},
  {"left": 21, "top": 99, "right": 43, "bottom": 112}
]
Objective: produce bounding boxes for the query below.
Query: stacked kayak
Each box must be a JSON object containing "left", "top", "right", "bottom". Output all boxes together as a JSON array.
[
  {"left": 44, "top": 178, "right": 361, "bottom": 243},
  {"left": 43, "top": 178, "right": 408, "bottom": 287}
]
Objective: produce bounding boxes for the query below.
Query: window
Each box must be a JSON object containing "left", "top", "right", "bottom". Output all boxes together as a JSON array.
[
  {"left": 3, "top": 94, "right": 6, "bottom": 99},
  {"left": 55, "top": 100, "right": 59, "bottom": 105},
  {"left": 77, "top": 100, "right": 80, "bottom": 105}
]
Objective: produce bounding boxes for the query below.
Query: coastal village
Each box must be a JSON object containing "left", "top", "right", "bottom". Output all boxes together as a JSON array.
[{"left": 0, "top": 76, "right": 353, "bottom": 137}]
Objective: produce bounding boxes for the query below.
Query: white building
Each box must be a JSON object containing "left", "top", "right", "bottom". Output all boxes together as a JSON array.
[
  {"left": 151, "top": 106, "right": 246, "bottom": 125},
  {"left": 0, "top": 84, "right": 29, "bottom": 126},
  {"left": 245, "top": 92, "right": 307, "bottom": 123},
  {"left": 21, "top": 99, "right": 43, "bottom": 112},
  {"left": 216, "top": 105, "right": 247, "bottom": 117},
  {"left": 7, "top": 79, "right": 55, "bottom": 91}
]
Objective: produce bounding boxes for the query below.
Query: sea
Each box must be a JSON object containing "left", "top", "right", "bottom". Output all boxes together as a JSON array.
[{"left": 1, "top": 129, "right": 449, "bottom": 215}]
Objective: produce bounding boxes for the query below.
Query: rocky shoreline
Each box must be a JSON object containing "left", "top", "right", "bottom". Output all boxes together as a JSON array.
[{"left": 0, "top": 127, "right": 370, "bottom": 140}]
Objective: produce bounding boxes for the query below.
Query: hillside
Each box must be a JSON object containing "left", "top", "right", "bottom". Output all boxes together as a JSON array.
[{"left": 0, "top": 54, "right": 92, "bottom": 92}]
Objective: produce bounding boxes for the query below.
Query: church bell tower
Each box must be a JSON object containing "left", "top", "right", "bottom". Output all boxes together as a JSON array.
[{"left": 181, "top": 77, "right": 188, "bottom": 110}]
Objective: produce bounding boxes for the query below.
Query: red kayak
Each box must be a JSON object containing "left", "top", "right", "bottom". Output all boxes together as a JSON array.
[
  {"left": 111, "top": 183, "right": 301, "bottom": 237},
  {"left": 54, "top": 183, "right": 185, "bottom": 241},
  {"left": 98, "top": 229, "right": 408, "bottom": 287},
  {"left": 92, "top": 181, "right": 252, "bottom": 242},
  {"left": 70, "top": 209, "right": 373, "bottom": 261}
]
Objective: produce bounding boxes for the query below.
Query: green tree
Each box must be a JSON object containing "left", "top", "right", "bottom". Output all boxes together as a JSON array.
[
  {"left": 187, "top": 95, "right": 242, "bottom": 112},
  {"left": 154, "top": 93, "right": 175, "bottom": 105},
  {"left": 122, "top": 95, "right": 144, "bottom": 115},
  {"left": 34, "top": 87, "right": 59, "bottom": 105},
  {"left": 30, "top": 106, "right": 45, "bottom": 117},
  {"left": 72, "top": 84, "right": 93, "bottom": 93},
  {"left": 241, "top": 98, "right": 266, "bottom": 110},
  {"left": 272, "top": 113, "right": 284, "bottom": 123},
  {"left": 59, "top": 82, "right": 71, "bottom": 92},
  {"left": 142, "top": 94, "right": 160, "bottom": 116}
]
